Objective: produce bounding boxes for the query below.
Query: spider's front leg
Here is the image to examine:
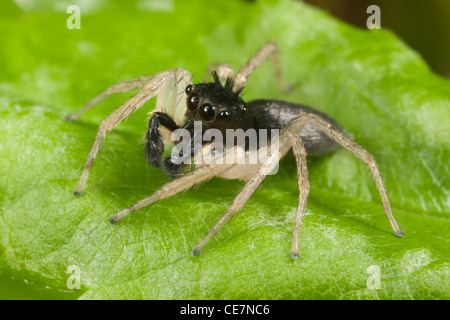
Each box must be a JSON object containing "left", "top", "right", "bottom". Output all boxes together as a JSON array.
[
  {"left": 72, "top": 69, "right": 192, "bottom": 196},
  {"left": 65, "top": 75, "right": 156, "bottom": 122}
]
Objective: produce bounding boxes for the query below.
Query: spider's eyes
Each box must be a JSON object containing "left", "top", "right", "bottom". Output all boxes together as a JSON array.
[
  {"left": 218, "top": 111, "right": 230, "bottom": 120},
  {"left": 187, "top": 94, "right": 199, "bottom": 111},
  {"left": 185, "top": 85, "right": 194, "bottom": 94},
  {"left": 199, "top": 103, "right": 216, "bottom": 121}
]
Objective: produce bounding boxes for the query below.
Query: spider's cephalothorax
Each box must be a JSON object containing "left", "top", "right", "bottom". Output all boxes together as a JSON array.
[
  {"left": 144, "top": 72, "right": 253, "bottom": 178},
  {"left": 185, "top": 72, "right": 248, "bottom": 130},
  {"left": 69, "top": 41, "right": 403, "bottom": 259}
]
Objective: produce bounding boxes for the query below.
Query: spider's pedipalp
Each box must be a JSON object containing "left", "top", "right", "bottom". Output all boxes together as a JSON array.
[{"left": 145, "top": 111, "right": 179, "bottom": 168}]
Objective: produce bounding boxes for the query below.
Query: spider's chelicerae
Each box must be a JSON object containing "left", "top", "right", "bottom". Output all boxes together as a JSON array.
[{"left": 68, "top": 41, "right": 403, "bottom": 259}]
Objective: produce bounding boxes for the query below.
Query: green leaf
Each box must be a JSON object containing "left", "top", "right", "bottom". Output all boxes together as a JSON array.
[{"left": 0, "top": 0, "right": 448, "bottom": 299}]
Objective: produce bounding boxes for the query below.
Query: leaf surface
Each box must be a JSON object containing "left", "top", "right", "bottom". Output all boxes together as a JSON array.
[{"left": 0, "top": 0, "right": 448, "bottom": 299}]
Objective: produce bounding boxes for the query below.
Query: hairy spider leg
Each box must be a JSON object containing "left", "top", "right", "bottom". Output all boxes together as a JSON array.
[
  {"left": 65, "top": 75, "right": 156, "bottom": 122},
  {"left": 73, "top": 69, "right": 192, "bottom": 195},
  {"left": 283, "top": 113, "right": 404, "bottom": 242},
  {"left": 193, "top": 114, "right": 403, "bottom": 258},
  {"left": 204, "top": 41, "right": 290, "bottom": 92},
  {"left": 109, "top": 146, "right": 247, "bottom": 223},
  {"left": 70, "top": 41, "right": 402, "bottom": 258},
  {"left": 233, "top": 41, "right": 291, "bottom": 92},
  {"left": 73, "top": 41, "right": 287, "bottom": 195},
  {"left": 108, "top": 117, "right": 313, "bottom": 257},
  {"left": 286, "top": 132, "right": 310, "bottom": 259},
  {"left": 192, "top": 156, "right": 278, "bottom": 255},
  {"left": 191, "top": 129, "right": 303, "bottom": 256}
]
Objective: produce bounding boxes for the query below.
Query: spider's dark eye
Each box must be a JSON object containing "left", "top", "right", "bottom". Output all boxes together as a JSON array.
[
  {"left": 185, "top": 85, "right": 194, "bottom": 94},
  {"left": 187, "top": 95, "right": 199, "bottom": 111},
  {"left": 199, "top": 103, "right": 216, "bottom": 121},
  {"left": 218, "top": 111, "right": 230, "bottom": 120}
]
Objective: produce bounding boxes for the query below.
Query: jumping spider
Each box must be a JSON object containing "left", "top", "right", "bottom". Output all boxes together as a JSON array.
[{"left": 67, "top": 41, "right": 403, "bottom": 259}]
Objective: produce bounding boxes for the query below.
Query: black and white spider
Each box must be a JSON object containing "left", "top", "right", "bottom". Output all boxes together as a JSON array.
[{"left": 67, "top": 41, "right": 403, "bottom": 259}]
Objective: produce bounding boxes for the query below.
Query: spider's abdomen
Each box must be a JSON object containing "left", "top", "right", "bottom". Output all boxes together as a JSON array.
[{"left": 248, "top": 99, "right": 344, "bottom": 156}]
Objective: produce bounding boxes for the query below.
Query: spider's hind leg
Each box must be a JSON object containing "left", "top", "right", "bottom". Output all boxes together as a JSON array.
[
  {"left": 284, "top": 132, "right": 310, "bottom": 259},
  {"left": 283, "top": 113, "right": 404, "bottom": 243},
  {"left": 233, "top": 41, "right": 290, "bottom": 92}
]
